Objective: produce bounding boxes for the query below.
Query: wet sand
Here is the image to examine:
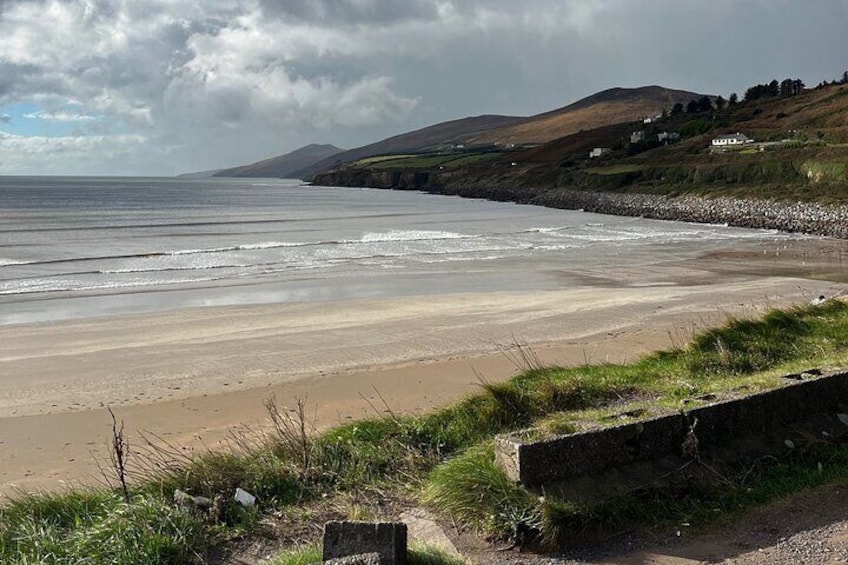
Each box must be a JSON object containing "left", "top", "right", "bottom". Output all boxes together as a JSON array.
[{"left": 2, "top": 265, "right": 846, "bottom": 494}]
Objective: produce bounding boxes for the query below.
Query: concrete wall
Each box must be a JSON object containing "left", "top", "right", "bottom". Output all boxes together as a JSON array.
[
  {"left": 323, "top": 521, "right": 407, "bottom": 565},
  {"left": 496, "top": 369, "right": 848, "bottom": 486}
]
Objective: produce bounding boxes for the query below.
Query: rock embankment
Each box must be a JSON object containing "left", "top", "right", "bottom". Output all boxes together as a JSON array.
[
  {"left": 531, "top": 189, "right": 848, "bottom": 239},
  {"left": 312, "top": 169, "right": 848, "bottom": 239}
]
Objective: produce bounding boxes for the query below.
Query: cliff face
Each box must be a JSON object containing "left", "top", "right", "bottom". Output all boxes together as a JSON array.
[{"left": 311, "top": 169, "right": 443, "bottom": 191}]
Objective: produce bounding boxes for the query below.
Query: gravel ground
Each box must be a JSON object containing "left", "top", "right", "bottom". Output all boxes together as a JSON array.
[{"left": 448, "top": 480, "right": 848, "bottom": 564}]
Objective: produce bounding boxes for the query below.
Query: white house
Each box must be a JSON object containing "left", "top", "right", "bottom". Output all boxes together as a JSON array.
[
  {"left": 711, "top": 133, "right": 753, "bottom": 147},
  {"left": 589, "top": 147, "right": 611, "bottom": 158},
  {"left": 631, "top": 131, "right": 648, "bottom": 144}
]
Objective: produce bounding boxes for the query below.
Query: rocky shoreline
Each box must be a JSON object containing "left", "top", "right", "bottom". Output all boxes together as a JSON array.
[
  {"left": 529, "top": 188, "right": 848, "bottom": 239},
  {"left": 312, "top": 169, "right": 848, "bottom": 239}
]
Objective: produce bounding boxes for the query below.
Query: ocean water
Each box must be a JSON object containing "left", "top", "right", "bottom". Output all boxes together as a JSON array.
[{"left": 0, "top": 177, "right": 796, "bottom": 325}]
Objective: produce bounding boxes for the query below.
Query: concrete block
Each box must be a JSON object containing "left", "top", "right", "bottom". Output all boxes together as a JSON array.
[{"left": 323, "top": 521, "right": 407, "bottom": 565}]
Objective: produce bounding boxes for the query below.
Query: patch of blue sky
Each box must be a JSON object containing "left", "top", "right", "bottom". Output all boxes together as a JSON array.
[{"left": 0, "top": 102, "right": 106, "bottom": 137}]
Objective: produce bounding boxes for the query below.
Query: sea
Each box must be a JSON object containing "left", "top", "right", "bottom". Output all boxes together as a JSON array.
[{"left": 0, "top": 176, "right": 800, "bottom": 326}]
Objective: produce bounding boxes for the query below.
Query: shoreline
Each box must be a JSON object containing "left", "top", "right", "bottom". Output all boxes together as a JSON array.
[
  {"left": 311, "top": 171, "right": 848, "bottom": 238},
  {"left": 531, "top": 188, "right": 848, "bottom": 239},
  {"left": 3, "top": 271, "right": 847, "bottom": 493}
]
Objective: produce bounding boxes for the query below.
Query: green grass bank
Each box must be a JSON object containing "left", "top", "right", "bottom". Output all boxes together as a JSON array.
[{"left": 2, "top": 300, "right": 848, "bottom": 563}]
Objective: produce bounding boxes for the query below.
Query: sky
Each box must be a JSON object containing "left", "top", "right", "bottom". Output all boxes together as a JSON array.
[{"left": 0, "top": 1, "right": 846, "bottom": 176}]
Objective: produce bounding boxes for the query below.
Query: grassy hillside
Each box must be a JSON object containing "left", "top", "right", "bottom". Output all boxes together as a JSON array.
[
  {"left": 291, "top": 114, "right": 523, "bottom": 179},
  {"left": 526, "top": 83, "right": 848, "bottom": 202},
  {"left": 318, "top": 83, "right": 848, "bottom": 205},
  {"left": 471, "top": 85, "right": 709, "bottom": 145}
]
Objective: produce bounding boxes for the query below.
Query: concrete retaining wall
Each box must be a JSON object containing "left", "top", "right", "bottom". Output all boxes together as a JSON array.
[{"left": 495, "top": 369, "right": 848, "bottom": 486}]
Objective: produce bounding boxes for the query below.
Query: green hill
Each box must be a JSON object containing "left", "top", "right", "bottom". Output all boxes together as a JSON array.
[
  {"left": 289, "top": 114, "right": 523, "bottom": 179},
  {"left": 315, "top": 82, "right": 848, "bottom": 205}
]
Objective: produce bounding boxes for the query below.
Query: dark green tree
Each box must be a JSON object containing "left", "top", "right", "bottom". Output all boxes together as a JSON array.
[
  {"left": 768, "top": 79, "right": 779, "bottom": 96},
  {"left": 780, "top": 78, "right": 794, "bottom": 98},
  {"left": 715, "top": 95, "right": 726, "bottom": 110},
  {"left": 686, "top": 99, "right": 699, "bottom": 114},
  {"left": 780, "top": 78, "right": 806, "bottom": 97},
  {"left": 697, "top": 96, "right": 713, "bottom": 112},
  {"left": 729, "top": 92, "right": 738, "bottom": 105},
  {"left": 671, "top": 102, "right": 684, "bottom": 116}
]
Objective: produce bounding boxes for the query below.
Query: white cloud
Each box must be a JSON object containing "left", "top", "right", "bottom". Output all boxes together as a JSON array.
[
  {"left": 23, "top": 110, "right": 99, "bottom": 122},
  {"left": 0, "top": 130, "right": 149, "bottom": 175}
]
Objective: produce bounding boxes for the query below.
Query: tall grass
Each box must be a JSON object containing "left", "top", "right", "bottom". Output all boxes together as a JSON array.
[
  {"left": 424, "top": 444, "right": 542, "bottom": 542},
  {"left": 423, "top": 300, "right": 848, "bottom": 545},
  {"left": 0, "top": 491, "right": 208, "bottom": 564}
]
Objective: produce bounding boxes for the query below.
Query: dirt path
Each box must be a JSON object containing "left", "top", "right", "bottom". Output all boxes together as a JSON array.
[{"left": 454, "top": 480, "right": 848, "bottom": 564}]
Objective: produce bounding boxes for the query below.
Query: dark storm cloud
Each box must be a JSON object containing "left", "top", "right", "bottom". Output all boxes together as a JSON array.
[
  {"left": 1, "top": 0, "right": 847, "bottom": 175},
  {"left": 0, "top": 61, "right": 40, "bottom": 99},
  {"left": 258, "top": 0, "right": 439, "bottom": 25}
]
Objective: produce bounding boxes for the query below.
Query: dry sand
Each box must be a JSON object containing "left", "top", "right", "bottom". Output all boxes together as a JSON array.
[{"left": 1, "top": 271, "right": 846, "bottom": 494}]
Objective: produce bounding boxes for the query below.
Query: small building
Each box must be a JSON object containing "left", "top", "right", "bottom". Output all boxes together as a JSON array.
[
  {"left": 589, "top": 147, "right": 611, "bottom": 158},
  {"left": 711, "top": 133, "right": 753, "bottom": 147},
  {"left": 658, "top": 132, "right": 681, "bottom": 144},
  {"left": 630, "top": 131, "right": 648, "bottom": 144}
]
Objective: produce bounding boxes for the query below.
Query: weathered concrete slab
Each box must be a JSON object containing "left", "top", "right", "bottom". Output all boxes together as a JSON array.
[
  {"left": 399, "top": 507, "right": 461, "bottom": 558},
  {"left": 323, "top": 521, "right": 407, "bottom": 565},
  {"left": 496, "top": 369, "right": 848, "bottom": 486}
]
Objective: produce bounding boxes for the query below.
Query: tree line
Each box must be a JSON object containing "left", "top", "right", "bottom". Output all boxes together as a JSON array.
[
  {"left": 667, "top": 73, "right": 827, "bottom": 117},
  {"left": 815, "top": 70, "right": 848, "bottom": 89},
  {"left": 743, "top": 78, "right": 805, "bottom": 102}
]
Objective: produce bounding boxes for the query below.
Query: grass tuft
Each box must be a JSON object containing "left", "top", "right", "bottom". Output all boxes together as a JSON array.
[
  {"left": 424, "top": 444, "right": 542, "bottom": 542},
  {"left": 687, "top": 300, "right": 848, "bottom": 375},
  {"left": 0, "top": 492, "right": 208, "bottom": 564}
]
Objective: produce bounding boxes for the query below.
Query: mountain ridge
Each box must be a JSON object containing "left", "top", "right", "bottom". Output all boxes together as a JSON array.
[
  {"left": 288, "top": 114, "right": 524, "bottom": 179},
  {"left": 208, "top": 85, "right": 712, "bottom": 180},
  {"left": 213, "top": 143, "right": 344, "bottom": 178}
]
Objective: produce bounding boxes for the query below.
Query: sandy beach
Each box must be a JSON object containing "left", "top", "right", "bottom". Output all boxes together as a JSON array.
[{"left": 2, "top": 260, "right": 846, "bottom": 494}]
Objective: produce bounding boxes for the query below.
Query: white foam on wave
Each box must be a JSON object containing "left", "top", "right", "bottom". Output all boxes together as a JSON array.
[
  {"left": 0, "top": 259, "right": 32, "bottom": 266},
  {"left": 0, "top": 275, "right": 220, "bottom": 295},
  {"left": 169, "top": 241, "right": 305, "bottom": 255},
  {"left": 524, "top": 223, "right": 607, "bottom": 234},
  {"left": 101, "top": 263, "right": 252, "bottom": 274},
  {"left": 354, "top": 230, "right": 475, "bottom": 244},
  {"left": 529, "top": 223, "right": 787, "bottom": 245}
]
